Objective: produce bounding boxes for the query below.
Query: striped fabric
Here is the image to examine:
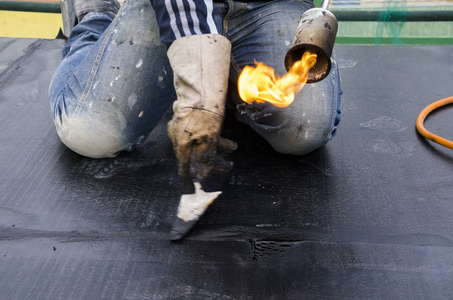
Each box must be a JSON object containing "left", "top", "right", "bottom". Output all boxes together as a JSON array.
[{"left": 151, "top": 0, "right": 218, "bottom": 45}]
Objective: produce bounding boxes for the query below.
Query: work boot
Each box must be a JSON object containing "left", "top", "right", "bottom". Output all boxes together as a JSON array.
[
  {"left": 75, "top": 0, "right": 121, "bottom": 22},
  {"left": 167, "top": 34, "right": 237, "bottom": 181}
]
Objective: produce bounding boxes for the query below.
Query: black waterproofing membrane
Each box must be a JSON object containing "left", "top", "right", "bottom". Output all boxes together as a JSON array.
[{"left": 1, "top": 38, "right": 453, "bottom": 299}]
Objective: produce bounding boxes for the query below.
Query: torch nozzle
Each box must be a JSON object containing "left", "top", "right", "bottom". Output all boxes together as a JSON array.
[{"left": 285, "top": 7, "right": 338, "bottom": 83}]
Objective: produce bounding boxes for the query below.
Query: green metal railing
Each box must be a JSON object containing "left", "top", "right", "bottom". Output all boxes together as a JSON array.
[
  {"left": 0, "top": 1, "right": 61, "bottom": 13},
  {"left": 2, "top": 1, "right": 453, "bottom": 22},
  {"left": 333, "top": 10, "right": 453, "bottom": 22},
  {"left": 1, "top": 0, "right": 452, "bottom": 44}
]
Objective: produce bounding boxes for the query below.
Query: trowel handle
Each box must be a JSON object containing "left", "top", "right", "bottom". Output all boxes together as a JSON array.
[
  {"left": 320, "top": 0, "right": 331, "bottom": 10},
  {"left": 181, "top": 172, "right": 195, "bottom": 194}
]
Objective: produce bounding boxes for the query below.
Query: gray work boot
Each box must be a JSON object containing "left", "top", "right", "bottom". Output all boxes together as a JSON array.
[{"left": 75, "top": 0, "right": 121, "bottom": 22}]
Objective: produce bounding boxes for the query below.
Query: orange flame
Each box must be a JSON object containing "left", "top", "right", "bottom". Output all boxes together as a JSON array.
[{"left": 238, "top": 51, "right": 317, "bottom": 108}]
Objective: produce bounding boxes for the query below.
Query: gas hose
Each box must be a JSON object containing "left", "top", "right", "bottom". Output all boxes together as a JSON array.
[{"left": 416, "top": 96, "right": 453, "bottom": 150}]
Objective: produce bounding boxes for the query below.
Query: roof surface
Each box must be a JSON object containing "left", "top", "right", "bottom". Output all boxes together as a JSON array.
[{"left": 1, "top": 38, "right": 453, "bottom": 299}]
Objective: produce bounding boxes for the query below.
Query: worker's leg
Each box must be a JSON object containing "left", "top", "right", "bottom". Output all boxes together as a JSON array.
[
  {"left": 222, "top": 0, "right": 342, "bottom": 155},
  {"left": 49, "top": 0, "right": 174, "bottom": 158}
]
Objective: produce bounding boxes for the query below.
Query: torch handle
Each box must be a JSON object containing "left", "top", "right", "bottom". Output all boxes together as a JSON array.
[{"left": 320, "top": 0, "right": 331, "bottom": 10}]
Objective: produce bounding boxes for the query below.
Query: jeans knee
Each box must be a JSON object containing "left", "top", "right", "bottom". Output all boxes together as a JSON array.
[
  {"left": 234, "top": 62, "right": 341, "bottom": 156},
  {"left": 265, "top": 122, "right": 332, "bottom": 155},
  {"left": 57, "top": 116, "right": 127, "bottom": 158},
  {"left": 235, "top": 101, "right": 336, "bottom": 156},
  {"left": 269, "top": 106, "right": 341, "bottom": 155}
]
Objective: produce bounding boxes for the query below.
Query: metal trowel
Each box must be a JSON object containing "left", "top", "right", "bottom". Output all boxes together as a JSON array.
[{"left": 169, "top": 175, "right": 222, "bottom": 240}]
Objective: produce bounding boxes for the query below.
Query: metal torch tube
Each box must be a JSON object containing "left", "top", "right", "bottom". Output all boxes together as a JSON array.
[
  {"left": 284, "top": 7, "right": 338, "bottom": 83},
  {"left": 320, "top": 0, "right": 331, "bottom": 10}
]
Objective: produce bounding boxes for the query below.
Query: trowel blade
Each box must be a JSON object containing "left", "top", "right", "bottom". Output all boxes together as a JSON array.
[
  {"left": 169, "top": 182, "right": 222, "bottom": 241},
  {"left": 169, "top": 218, "right": 199, "bottom": 241}
]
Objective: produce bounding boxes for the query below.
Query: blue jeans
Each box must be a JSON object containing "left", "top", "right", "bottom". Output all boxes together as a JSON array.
[{"left": 49, "top": 0, "right": 342, "bottom": 158}]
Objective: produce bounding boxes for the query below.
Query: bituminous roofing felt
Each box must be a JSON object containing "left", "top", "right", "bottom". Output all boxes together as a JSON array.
[{"left": 1, "top": 38, "right": 453, "bottom": 299}]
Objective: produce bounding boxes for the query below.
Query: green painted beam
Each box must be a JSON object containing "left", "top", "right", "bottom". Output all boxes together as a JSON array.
[
  {"left": 1, "top": 1, "right": 452, "bottom": 23},
  {"left": 336, "top": 36, "right": 453, "bottom": 45},
  {"left": 332, "top": 10, "right": 453, "bottom": 22},
  {"left": 0, "top": 1, "right": 61, "bottom": 13}
]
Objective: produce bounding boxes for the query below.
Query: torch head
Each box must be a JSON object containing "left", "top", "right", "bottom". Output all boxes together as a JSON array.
[{"left": 285, "top": 8, "right": 338, "bottom": 83}]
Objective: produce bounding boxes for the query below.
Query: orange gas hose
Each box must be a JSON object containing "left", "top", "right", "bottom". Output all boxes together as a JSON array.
[{"left": 416, "top": 96, "right": 453, "bottom": 150}]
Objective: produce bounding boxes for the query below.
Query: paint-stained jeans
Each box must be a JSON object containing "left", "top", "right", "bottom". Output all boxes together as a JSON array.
[{"left": 49, "top": 0, "right": 341, "bottom": 158}]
